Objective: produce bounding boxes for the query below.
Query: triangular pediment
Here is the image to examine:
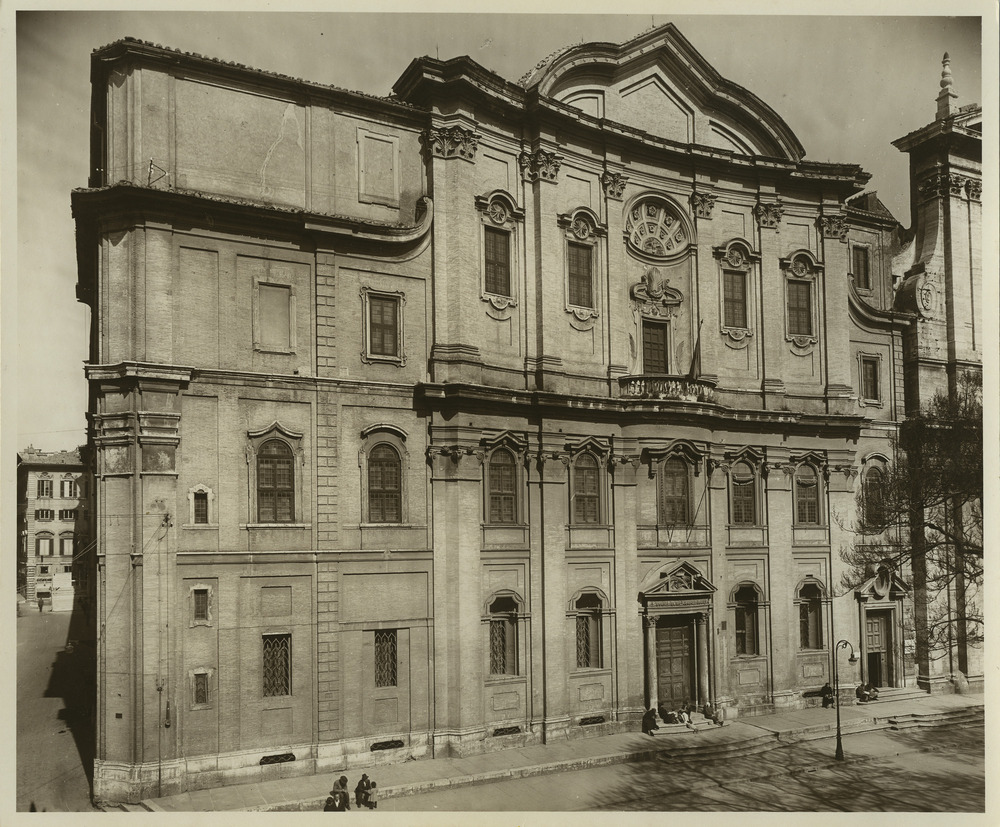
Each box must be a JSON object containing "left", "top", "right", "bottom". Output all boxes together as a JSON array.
[
  {"left": 523, "top": 25, "right": 804, "bottom": 162},
  {"left": 640, "top": 560, "right": 716, "bottom": 600},
  {"left": 856, "top": 567, "right": 910, "bottom": 603}
]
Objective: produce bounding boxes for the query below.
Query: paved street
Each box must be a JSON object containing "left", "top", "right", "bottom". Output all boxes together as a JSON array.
[
  {"left": 378, "top": 722, "right": 984, "bottom": 812},
  {"left": 16, "top": 606, "right": 97, "bottom": 812}
]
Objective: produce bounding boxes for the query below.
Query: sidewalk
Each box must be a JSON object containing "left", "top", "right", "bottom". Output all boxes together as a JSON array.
[{"left": 143, "top": 692, "right": 983, "bottom": 812}]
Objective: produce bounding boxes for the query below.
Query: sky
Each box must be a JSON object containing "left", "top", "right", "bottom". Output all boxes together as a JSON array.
[{"left": 2, "top": 4, "right": 991, "bottom": 455}]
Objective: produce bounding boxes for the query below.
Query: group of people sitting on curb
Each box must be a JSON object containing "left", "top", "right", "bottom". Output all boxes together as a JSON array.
[
  {"left": 641, "top": 699, "right": 726, "bottom": 736},
  {"left": 819, "top": 681, "right": 880, "bottom": 708},
  {"left": 324, "top": 773, "right": 379, "bottom": 811}
]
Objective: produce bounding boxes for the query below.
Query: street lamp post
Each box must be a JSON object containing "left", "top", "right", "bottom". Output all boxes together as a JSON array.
[{"left": 834, "top": 639, "right": 860, "bottom": 761}]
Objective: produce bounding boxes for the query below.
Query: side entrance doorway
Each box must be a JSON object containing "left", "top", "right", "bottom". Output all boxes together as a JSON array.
[{"left": 865, "top": 610, "right": 893, "bottom": 687}]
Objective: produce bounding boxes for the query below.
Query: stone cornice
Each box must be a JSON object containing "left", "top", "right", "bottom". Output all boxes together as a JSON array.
[{"left": 415, "top": 382, "right": 866, "bottom": 438}]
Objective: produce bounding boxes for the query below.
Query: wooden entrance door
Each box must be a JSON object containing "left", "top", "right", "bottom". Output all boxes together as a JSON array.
[
  {"left": 656, "top": 619, "right": 693, "bottom": 709},
  {"left": 865, "top": 611, "right": 892, "bottom": 687}
]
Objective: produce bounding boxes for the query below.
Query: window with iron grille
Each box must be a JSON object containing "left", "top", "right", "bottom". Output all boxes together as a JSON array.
[
  {"left": 374, "top": 630, "right": 398, "bottom": 688},
  {"left": 35, "top": 509, "right": 54, "bottom": 521},
  {"left": 798, "top": 582, "right": 823, "bottom": 649},
  {"left": 194, "top": 672, "right": 209, "bottom": 706},
  {"left": 193, "top": 491, "right": 209, "bottom": 524},
  {"left": 484, "top": 226, "right": 511, "bottom": 296},
  {"left": 794, "top": 465, "right": 820, "bottom": 524},
  {"left": 368, "top": 444, "right": 402, "bottom": 523},
  {"left": 575, "top": 593, "right": 602, "bottom": 669},
  {"left": 861, "top": 356, "right": 880, "bottom": 402},
  {"left": 257, "top": 440, "right": 294, "bottom": 523},
  {"left": 852, "top": 246, "right": 871, "bottom": 290},
  {"left": 573, "top": 454, "right": 600, "bottom": 524},
  {"left": 193, "top": 589, "right": 209, "bottom": 622},
  {"left": 369, "top": 295, "right": 399, "bottom": 357},
  {"left": 489, "top": 596, "right": 518, "bottom": 676},
  {"left": 37, "top": 479, "right": 52, "bottom": 498},
  {"left": 488, "top": 448, "right": 517, "bottom": 524},
  {"left": 723, "top": 269, "right": 748, "bottom": 328},
  {"left": 659, "top": 456, "right": 690, "bottom": 526},
  {"left": 787, "top": 280, "right": 812, "bottom": 336},
  {"left": 567, "top": 241, "right": 594, "bottom": 308},
  {"left": 262, "top": 633, "right": 291, "bottom": 697},
  {"left": 641, "top": 319, "right": 669, "bottom": 373},
  {"left": 734, "top": 585, "right": 760, "bottom": 656},
  {"left": 731, "top": 462, "right": 756, "bottom": 525}
]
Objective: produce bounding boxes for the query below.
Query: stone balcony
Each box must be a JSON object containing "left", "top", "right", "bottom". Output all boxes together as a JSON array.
[{"left": 618, "top": 375, "right": 718, "bottom": 403}]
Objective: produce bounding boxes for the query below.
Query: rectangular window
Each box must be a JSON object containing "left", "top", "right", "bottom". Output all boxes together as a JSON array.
[
  {"left": 374, "top": 630, "right": 398, "bottom": 688},
  {"left": 861, "top": 357, "right": 880, "bottom": 402},
  {"left": 723, "top": 269, "right": 748, "bottom": 328},
  {"left": 35, "top": 509, "right": 54, "bottom": 521},
  {"left": 787, "top": 281, "right": 812, "bottom": 336},
  {"left": 359, "top": 130, "right": 398, "bottom": 205},
  {"left": 193, "top": 492, "right": 209, "bottom": 524},
  {"left": 193, "top": 589, "right": 209, "bottom": 622},
  {"left": 575, "top": 613, "right": 601, "bottom": 669},
  {"left": 258, "top": 284, "right": 292, "bottom": 351},
  {"left": 59, "top": 509, "right": 77, "bottom": 520},
  {"left": 489, "top": 617, "right": 517, "bottom": 676},
  {"left": 37, "top": 480, "right": 52, "bottom": 498},
  {"left": 37, "top": 537, "right": 53, "bottom": 557},
  {"left": 484, "top": 226, "right": 511, "bottom": 297},
  {"left": 735, "top": 607, "right": 758, "bottom": 656},
  {"left": 369, "top": 296, "right": 399, "bottom": 357},
  {"left": 567, "top": 241, "right": 594, "bottom": 308},
  {"left": 853, "top": 246, "right": 871, "bottom": 290},
  {"left": 194, "top": 673, "right": 209, "bottom": 706},
  {"left": 262, "top": 633, "right": 291, "bottom": 697},
  {"left": 60, "top": 480, "right": 79, "bottom": 498},
  {"left": 59, "top": 537, "right": 73, "bottom": 556},
  {"left": 799, "top": 601, "right": 822, "bottom": 649},
  {"left": 642, "top": 319, "right": 669, "bottom": 374}
]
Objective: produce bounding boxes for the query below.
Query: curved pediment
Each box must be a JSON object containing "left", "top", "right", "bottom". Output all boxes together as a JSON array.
[{"left": 522, "top": 24, "right": 804, "bottom": 162}]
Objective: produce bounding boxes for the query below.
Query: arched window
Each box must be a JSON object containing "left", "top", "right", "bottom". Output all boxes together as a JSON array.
[
  {"left": 488, "top": 448, "right": 517, "bottom": 524},
  {"left": 575, "top": 593, "right": 603, "bottom": 669},
  {"left": 731, "top": 461, "right": 757, "bottom": 525},
  {"left": 659, "top": 456, "right": 691, "bottom": 526},
  {"left": 368, "top": 444, "right": 402, "bottom": 523},
  {"left": 573, "top": 453, "right": 601, "bottom": 524},
  {"left": 862, "top": 467, "right": 885, "bottom": 529},
  {"left": 794, "top": 464, "right": 820, "bottom": 525},
  {"left": 797, "top": 581, "right": 824, "bottom": 650},
  {"left": 257, "top": 440, "right": 294, "bottom": 523},
  {"left": 489, "top": 595, "right": 519, "bottom": 676},
  {"left": 733, "top": 584, "right": 760, "bottom": 656}
]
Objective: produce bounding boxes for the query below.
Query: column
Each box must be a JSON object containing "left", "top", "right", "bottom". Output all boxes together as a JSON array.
[
  {"left": 644, "top": 616, "right": 658, "bottom": 710},
  {"left": 697, "top": 613, "right": 710, "bottom": 707}
]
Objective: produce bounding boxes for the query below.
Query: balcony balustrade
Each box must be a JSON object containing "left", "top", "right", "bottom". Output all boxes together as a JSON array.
[{"left": 618, "top": 374, "right": 718, "bottom": 403}]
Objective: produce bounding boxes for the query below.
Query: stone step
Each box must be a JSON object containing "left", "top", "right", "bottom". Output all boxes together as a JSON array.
[
  {"left": 654, "top": 732, "right": 781, "bottom": 764},
  {"left": 887, "top": 706, "right": 983, "bottom": 731}
]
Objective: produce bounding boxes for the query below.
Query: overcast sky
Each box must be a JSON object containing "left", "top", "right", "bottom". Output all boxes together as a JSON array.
[{"left": 4, "top": 6, "right": 990, "bottom": 453}]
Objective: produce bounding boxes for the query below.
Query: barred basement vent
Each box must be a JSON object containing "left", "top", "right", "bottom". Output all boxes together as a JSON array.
[
  {"left": 259, "top": 752, "right": 295, "bottom": 765},
  {"left": 579, "top": 715, "right": 606, "bottom": 726},
  {"left": 493, "top": 725, "right": 522, "bottom": 737},
  {"left": 370, "top": 739, "right": 404, "bottom": 752}
]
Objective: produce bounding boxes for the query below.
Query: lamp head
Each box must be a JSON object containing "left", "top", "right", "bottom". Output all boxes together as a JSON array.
[{"left": 848, "top": 653, "right": 860, "bottom": 665}]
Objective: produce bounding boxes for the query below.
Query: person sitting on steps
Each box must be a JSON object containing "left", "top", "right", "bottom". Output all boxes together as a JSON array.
[
  {"left": 820, "top": 682, "right": 835, "bottom": 708},
  {"left": 855, "top": 683, "right": 871, "bottom": 703}
]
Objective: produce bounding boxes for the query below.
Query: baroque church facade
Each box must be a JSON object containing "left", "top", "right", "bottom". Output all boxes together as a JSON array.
[{"left": 72, "top": 25, "right": 982, "bottom": 803}]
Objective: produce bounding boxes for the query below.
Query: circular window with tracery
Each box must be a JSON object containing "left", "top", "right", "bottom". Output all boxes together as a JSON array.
[{"left": 625, "top": 198, "right": 689, "bottom": 260}]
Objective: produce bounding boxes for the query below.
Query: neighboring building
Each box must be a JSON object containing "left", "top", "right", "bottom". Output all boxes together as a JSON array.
[
  {"left": 16, "top": 446, "right": 92, "bottom": 610},
  {"left": 71, "top": 26, "right": 981, "bottom": 804},
  {"left": 890, "top": 54, "right": 983, "bottom": 693}
]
